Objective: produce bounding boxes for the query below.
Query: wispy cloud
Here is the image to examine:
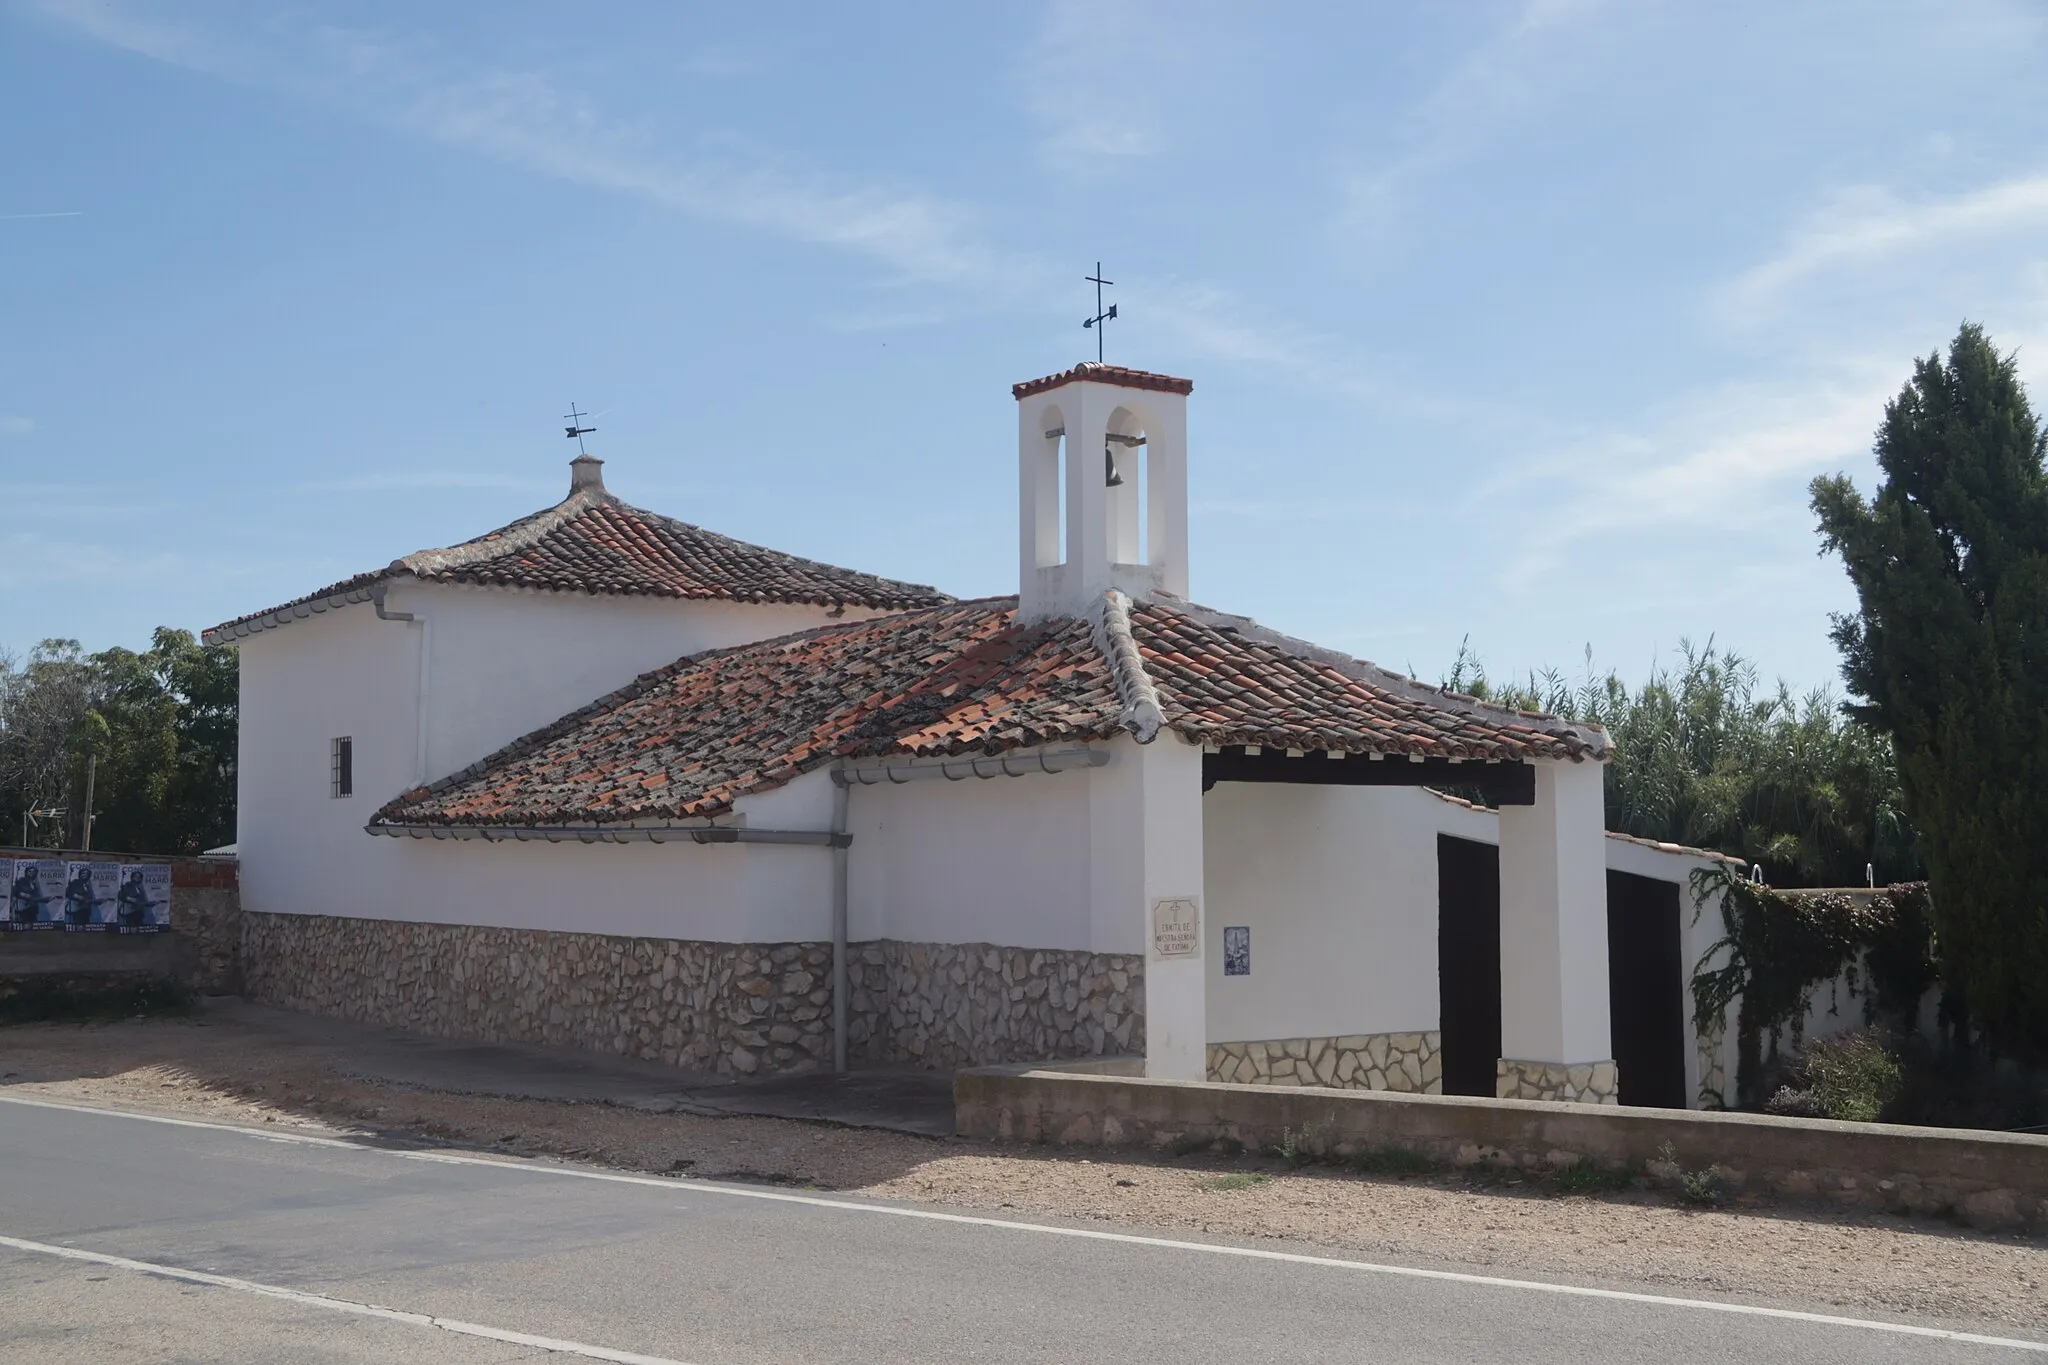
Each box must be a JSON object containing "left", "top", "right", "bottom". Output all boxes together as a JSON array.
[
  {"left": 0, "top": 535, "right": 192, "bottom": 590},
  {"left": 1338, "top": 0, "right": 1609, "bottom": 249},
  {"left": 1488, "top": 364, "right": 1894, "bottom": 584},
  {"left": 0, "top": 211, "right": 82, "bottom": 221},
  {"left": 29, "top": 0, "right": 1016, "bottom": 288},
  {"left": 1720, "top": 173, "right": 2048, "bottom": 325},
  {"left": 1018, "top": 0, "right": 1175, "bottom": 165},
  {"left": 0, "top": 416, "right": 32, "bottom": 437}
]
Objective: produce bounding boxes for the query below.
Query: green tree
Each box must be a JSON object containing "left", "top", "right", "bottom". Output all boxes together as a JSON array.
[
  {"left": 154, "top": 627, "right": 238, "bottom": 853},
  {"left": 1, "top": 629, "right": 236, "bottom": 854},
  {"left": 0, "top": 640, "right": 94, "bottom": 846},
  {"left": 1811, "top": 322, "right": 2048, "bottom": 1058},
  {"left": 1444, "top": 639, "right": 1912, "bottom": 889}
]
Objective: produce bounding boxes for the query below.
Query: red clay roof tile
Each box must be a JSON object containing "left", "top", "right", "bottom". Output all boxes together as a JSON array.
[
  {"left": 374, "top": 592, "right": 1607, "bottom": 828},
  {"left": 204, "top": 470, "right": 950, "bottom": 643},
  {"left": 1011, "top": 362, "right": 1194, "bottom": 400}
]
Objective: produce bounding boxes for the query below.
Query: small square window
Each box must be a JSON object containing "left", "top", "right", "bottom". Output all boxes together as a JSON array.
[{"left": 330, "top": 736, "right": 353, "bottom": 799}]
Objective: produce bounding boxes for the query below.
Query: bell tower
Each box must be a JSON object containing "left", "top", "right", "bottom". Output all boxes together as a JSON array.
[{"left": 1014, "top": 362, "right": 1192, "bottom": 622}]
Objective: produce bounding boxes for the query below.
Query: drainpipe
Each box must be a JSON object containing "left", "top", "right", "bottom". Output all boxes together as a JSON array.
[
  {"left": 817, "top": 747, "right": 1105, "bottom": 1072},
  {"left": 370, "top": 584, "right": 430, "bottom": 784},
  {"left": 830, "top": 761, "right": 852, "bottom": 1073}
]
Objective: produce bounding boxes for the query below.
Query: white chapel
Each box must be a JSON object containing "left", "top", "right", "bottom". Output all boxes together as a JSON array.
[{"left": 207, "top": 362, "right": 1734, "bottom": 1107}]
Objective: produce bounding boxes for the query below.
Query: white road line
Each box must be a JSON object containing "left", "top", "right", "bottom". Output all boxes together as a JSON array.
[
  {"left": 0, "top": 1231, "right": 697, "bottom": 1365},
  {"left": 5, "top": 1092, "right": 2046, "bottom": 1355}
]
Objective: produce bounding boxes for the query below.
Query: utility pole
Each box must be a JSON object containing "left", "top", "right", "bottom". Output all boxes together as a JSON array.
[{"left": 82, "top": 754, "right": 96, "bottom": 852}]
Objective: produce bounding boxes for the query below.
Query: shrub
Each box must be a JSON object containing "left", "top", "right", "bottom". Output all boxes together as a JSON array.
[
  {"left": 1802, "top": 1032, "right": 1903, "bottom": 1122},
  {"left": 1679, "top": 1166, "right": 1731, "bottom": 1206},
  {"left": 1765, "top": 1031, "right": 1903, "bottom": 1122}
]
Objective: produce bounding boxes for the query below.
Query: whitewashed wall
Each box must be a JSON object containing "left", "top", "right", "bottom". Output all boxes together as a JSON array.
[
  {"left": 1202, "top": 784, "right": 1728, "bottom": 1101},
  {"left": 235, "top": 586, "right": 859, "bottom": 935},
  {"left": 1202, "top": 784, "right": 1493, "bottom": 1043},
  {"left": 845, "top": 762, "right": 1101, "bottom": 952}
]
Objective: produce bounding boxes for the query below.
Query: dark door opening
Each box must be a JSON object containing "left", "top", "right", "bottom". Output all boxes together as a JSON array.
[
  {"left": 1437, "top": 835, "right": 1501, "bottom": 1098},
  {"left": 1606, "top": 870, "right": 1687, "bottom": 1109}
]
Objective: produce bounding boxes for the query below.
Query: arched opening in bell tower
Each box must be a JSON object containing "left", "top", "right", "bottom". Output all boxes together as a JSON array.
[{"left": 1031, "top": 403, "right": 1069, "bottom": 570}]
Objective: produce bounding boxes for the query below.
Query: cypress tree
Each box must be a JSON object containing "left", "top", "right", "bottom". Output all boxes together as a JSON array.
[{"left": 1811, "top": 322, "right": 2048, "bottom": 1058}]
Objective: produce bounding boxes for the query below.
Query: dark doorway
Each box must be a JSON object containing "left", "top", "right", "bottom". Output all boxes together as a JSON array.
[
  {"left": 1437, "top": 835, "right": 1501, "bottom": 1098},
  {"left": 1606, "top": 870, "right": 1687, "bottom": 1109}
]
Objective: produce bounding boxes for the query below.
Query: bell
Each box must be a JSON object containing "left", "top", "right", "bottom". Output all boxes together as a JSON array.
[{"left": 1104, "top": 447, "right": 1125, "bottom": 487}]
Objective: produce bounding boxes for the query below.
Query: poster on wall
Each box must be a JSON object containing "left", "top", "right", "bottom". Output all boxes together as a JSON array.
[
  {"left": 7, "top": 859, "right": 67, "bottom": 928},
  {"left": 4, "top": 860, "right": 35, "bottom": 926},
  {"left": 113, "top": 864, "right": 171, "bottom": 931},
  {"left": 61, "top": 861, "right": 122, "bottom": 929}
]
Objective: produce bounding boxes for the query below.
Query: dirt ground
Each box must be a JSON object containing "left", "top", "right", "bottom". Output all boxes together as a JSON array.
[{"left": 3, "top": 1010, "right": 2044, "bottom": 1332}]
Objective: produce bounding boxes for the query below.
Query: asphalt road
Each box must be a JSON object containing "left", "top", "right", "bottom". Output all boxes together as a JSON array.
[{"left": 0, "top": 1096, "right": 2041, "bottom": 1364}]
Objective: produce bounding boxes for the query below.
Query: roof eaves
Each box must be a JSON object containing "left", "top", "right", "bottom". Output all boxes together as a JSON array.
[
  {"left": 1424, "top": 788, "right": 1741, "bottom": 863},
  {"left": 201, "top": 580, "right": 385, "bottom": 646},
  {"left": 1011, "top": 362, "right": 1196, "bottom": 401}
]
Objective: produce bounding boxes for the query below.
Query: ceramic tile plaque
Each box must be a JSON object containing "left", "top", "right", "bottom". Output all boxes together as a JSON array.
[{"left": 1223, "top": 925, "right": 1250, "bottom": 976}]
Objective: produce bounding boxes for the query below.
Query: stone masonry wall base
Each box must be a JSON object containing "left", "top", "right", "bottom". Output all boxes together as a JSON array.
[{"left": 239, "top": 912, "right": 1140, "bottom": 1077}]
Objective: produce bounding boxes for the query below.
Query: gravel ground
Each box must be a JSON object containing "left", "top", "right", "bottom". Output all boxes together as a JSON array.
[{"left": 3, "top": 1012, "right": 2043, "bottom": 1331}]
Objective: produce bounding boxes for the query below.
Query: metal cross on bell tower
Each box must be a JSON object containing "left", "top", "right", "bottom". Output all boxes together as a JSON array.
[
  {"left": 1082, "top": 262, "right": 1116, "bottom": 364},
  {"left": 563, "top": 403, "right": 597, "bottom": 455}
]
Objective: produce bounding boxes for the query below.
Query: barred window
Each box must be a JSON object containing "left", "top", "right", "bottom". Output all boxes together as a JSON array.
[{"left": 330, "top": 736, "right": 353, "bottom": 799}]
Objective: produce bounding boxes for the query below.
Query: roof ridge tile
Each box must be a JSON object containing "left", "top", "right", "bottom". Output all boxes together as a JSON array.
[{"left": 1088, "top": 588, "right": 1165, "bottom": 743}]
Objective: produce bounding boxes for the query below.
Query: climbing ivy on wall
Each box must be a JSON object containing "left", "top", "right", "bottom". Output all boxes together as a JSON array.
[{"left": 1688, "top": 867, "right": 1937, "bottom": 1107}]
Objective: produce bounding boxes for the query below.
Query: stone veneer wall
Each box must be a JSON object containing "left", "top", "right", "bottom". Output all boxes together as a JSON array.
[
  {"left": 846, "top": 939, "right": 1143, "bottom": 1070},
  {"left": 169, "top": 859, "right": 242, "bottom": 994},
  {"left": 1496, "top": 1057, "right": 1619, "bottom": 1105},
  {"left": 242, "top": 910, "right": 832, "bottom": 1076},
  {"left": 1207, "top": 1032, "right": 1442, "bottom": 1093}
]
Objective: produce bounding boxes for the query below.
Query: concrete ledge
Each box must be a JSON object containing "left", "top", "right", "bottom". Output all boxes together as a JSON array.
[
  {"left": 955, "top": 1067, "right": 2048, "bottom": 1231},
  {"left": 0, "top": 931, "right": 199, "bottom": 980}
]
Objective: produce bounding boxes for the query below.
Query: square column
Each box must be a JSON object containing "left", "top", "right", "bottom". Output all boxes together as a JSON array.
[
  {"left": 1496, "top": 759, "right": 1617, "bottom": 1103},
  {"left": 1088, "top": 734, "right": 1207, "bottom": 1079}
]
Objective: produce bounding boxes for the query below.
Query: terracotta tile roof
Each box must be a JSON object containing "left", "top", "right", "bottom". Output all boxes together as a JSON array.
[
  {"left": 374, "top": 591, "right": 1607, "bottom": 829},
  {"left": 1129, "top": 598, "right": 1609, "bottom": 762},
  {"left": 203, "top": 458, "right": 950, "bottom": 643},
  {"left": 1012, "top": 362, "right": 1194, "bottom": 400}
]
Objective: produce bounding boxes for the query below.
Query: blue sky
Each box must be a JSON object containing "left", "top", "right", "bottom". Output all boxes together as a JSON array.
[{"left": 6, "top": 1, "right": 2047, "bottom": 695}]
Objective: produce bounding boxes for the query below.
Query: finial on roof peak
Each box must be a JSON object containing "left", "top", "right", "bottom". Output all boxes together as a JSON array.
[{"left": 569, "top": 453, "right": 605, "bottom": 494}]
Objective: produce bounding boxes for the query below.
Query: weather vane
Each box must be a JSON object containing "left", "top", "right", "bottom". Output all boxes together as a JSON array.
[
  {"left": 1082, "top": 262, "right": 1116, "bottom": 363},
  {"left": 563, "top": 403, "right": 597, "bottom": 455}
]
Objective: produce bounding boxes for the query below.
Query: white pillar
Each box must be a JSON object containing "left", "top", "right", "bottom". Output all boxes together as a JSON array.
[
  {"left": 1089, "top": 734, "right": 1207, "bottom": 1080},
  {"left": 1496, "top": 759, "right": 1616, "bottom": 1103}
]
